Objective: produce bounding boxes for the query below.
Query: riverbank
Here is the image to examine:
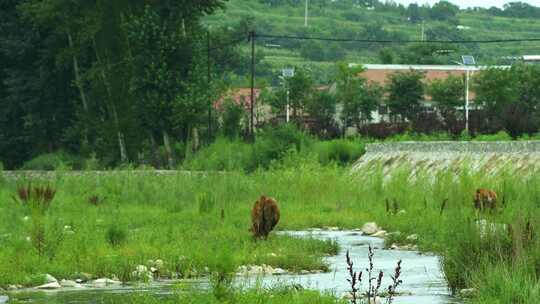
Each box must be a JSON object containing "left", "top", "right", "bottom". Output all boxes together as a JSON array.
[{"left": 1, "top": 156, "right": 539, "bottom": 302}]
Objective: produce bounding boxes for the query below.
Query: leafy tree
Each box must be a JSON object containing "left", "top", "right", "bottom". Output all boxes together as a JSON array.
[
  {"left": 407, "top": 3, "right": 422, "bottom": 23},
  {"left": 305, "top": 90, "right": 337, "bottom": 136},
  {"left": 220, "top": 98, "right": 245, "bottom": 139},
  {"left": 386, "top": 70, "right": 425, "bottom": 122},
  {"left": 287, "top": 68, "right": 314, "bottom": 122},
  {"left": 396, "top": 43, "right": 457, "bottom": 65},
  {"left": 430, "top": 1, "right": 459, "bottom": 21},
  {"left": 336, "top": 63, "right": 381, "bottom": 130},
  {"left": 474, "top": 65, "right": 540, "bottom": 137},
  {"left": 428, "top": 75, "right": 465, "bottom": 133}
]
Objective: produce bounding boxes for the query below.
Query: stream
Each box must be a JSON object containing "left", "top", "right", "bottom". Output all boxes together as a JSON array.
[{"left": 3, "top": 230, "right": 459, "bottom": 304}]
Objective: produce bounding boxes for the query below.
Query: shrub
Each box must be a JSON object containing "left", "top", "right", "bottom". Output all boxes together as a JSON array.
[
  {"left": 314, "top": 139, "right": 366, "bottom": 166},
  {"left": 473, "top": 131, "right": 512, "bottom": 141},
  {"left": 251, "top": 124, "right": 313, "bottom": 170},
  {"left": 21, "top": 151, "right": 86, "bottom": 170},
  {"left": 182, "top": 138, "right": 253, "bottom": 171},
  {"left": 106, "top": 224, "right": 128, "bottom": 248},
  {"left": 197, "top": 192, "right": 217, "bottom": 214}
]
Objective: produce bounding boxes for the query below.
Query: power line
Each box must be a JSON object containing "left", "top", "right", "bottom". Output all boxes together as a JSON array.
[
  {"left": 256, "top": 33, "right": 540, "bottom": 44},
  {"left": 208, "top": 36, "right": 247, "bottom": 52}
]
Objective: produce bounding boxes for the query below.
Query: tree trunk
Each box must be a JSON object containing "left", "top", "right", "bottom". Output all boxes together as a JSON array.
[
  {"left": 191, "top": 127, "right": 199, "bottom": 152},
  {"left": 93, "top": 37, "right": 128, "bottom": 163},
  {"left": 67, "top": 31, "right": 89, "bottom": 112},
  {"left": 67, "top": 30, "right": 90, "bottom": 148},
  {"left": 162, "top": 130, "right": 174, "bottom": 169}
]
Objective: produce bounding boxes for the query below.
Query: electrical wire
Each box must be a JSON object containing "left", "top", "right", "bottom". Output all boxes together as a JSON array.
[{"left": 255, "top": 33, "right": 540, "bottom": 44}]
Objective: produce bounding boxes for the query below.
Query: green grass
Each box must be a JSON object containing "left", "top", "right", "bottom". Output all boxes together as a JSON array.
[{"left": 2, "top": 155, "right": 540, "bottom": 302}]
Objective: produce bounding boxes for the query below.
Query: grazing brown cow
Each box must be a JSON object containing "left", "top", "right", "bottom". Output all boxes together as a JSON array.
[
  {"left": 250, "top": 196, "right": 280, "bottom": 239},
  {"left": 473, "top": 188, "right": 498, "bottom": 212}
]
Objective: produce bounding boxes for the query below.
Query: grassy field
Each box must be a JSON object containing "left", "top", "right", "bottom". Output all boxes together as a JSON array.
[{"left": 2, "top": 156, "right": 540, "bottom": 302}]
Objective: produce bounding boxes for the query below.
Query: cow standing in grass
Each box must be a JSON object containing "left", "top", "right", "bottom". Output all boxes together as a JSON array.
[
  {"left": 250, "top": 196, "right": 280, "bottom": 239},
  {"left": 474, "top": 188, "right": 498, "bottom": 212}
]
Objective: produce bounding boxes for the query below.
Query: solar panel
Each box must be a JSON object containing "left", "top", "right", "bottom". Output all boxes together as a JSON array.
[
  {"left": 282, "top": 68, "right": 295, "bottom": 78},
  {"left": 462, "top": 55, "right": 476, "bottom": 65}
]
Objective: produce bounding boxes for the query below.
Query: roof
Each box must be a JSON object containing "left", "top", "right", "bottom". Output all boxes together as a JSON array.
[
  {"left": 214, "top": 88, "right": 261, "bottom": 111},
  {"left": 356, "top": 64, "right": 510, "bottom": 71},
  {"left": 522, "top": 55, "right": 540, "bottom": 61},
  {"left": 354, "top": 64, "right": 512, "bottom": 102}
]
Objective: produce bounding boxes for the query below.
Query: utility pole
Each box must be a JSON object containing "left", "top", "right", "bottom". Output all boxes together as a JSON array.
[
  {"left": 207, "top": 30, "right": 212, "bottom": 139},
  {"left": 465, "top": 69, "right": 470, "bottom": 133},
  {"left": 421, "top": 20, "right": 425, "bottom": 41},
  {"left": 250, "top": 31, "right": 256, "bottom": 138},
  {"left": 305, "top": 0, "right": 309, "bottom": 27}
]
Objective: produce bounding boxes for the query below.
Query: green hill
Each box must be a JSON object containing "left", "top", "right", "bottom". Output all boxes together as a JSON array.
[{"left": 203, "top": 0, "right": 540, "bottom": 83}]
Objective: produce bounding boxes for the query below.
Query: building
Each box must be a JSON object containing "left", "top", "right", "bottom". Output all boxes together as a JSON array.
[{"left": 356, "top": 64, "right": 510, "bottom": 123}]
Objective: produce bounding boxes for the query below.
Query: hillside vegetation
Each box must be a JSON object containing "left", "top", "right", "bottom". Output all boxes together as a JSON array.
[{"left": 204, "top": 0, "right": 540, "bottom": 80}]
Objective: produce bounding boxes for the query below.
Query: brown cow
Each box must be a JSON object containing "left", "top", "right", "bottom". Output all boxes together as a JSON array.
[
  {"left": 250, "top": 195, "right": 280, "bottom": 239},
  {"left": 473, "top": 188, "right": 498, "bottom": 212}
]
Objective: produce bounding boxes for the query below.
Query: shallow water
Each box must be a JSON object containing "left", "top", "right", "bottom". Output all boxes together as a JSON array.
[
  {"left": 4, "top": 231, "right": 459, "bottom": 303},
  {"left": 253, "top": 230, "right": 460, "bottom": 304}
]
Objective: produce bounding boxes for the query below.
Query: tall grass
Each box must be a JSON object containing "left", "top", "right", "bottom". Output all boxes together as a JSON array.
[{"left": 1, "top": 159, "right": 540, "bottom": 301}]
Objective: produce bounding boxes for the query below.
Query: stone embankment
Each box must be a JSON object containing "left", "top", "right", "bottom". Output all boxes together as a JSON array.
[{"left": 352, "top": 141, "right": 540, "bottom": 177}]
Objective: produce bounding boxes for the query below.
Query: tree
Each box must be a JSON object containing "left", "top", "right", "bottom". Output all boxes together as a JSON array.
[
  {"left": 407, "top": 3, "right": 422, "bottom": 23},
  {"left": 430, "top": 1, "right": 459, "bottom": 21},
  {"left": 220, "top": 98, "right": 245, "bottom": 139},
  {"left": 428, "top": 75, "right": 465, "bottom": 133},
  {"left": 287, "top": 68, "right": 314, "bottom": 122},
  {"left": 336, "top": 63, "right": 381, "bottom": 131},
  {"left": 386, "top": 70, "right": 425, "bottom": 122},
  {"left": 305, "top": 90, "right": 337, "bottom": 137},
  {"left": 396, "top": 43, "right": 458, "bottom": 65},
  {"left": 474, "top": 65, "right": 540, "bottom": 137}
]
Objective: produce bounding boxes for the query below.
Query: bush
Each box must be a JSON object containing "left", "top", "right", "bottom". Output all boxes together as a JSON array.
[
  {"left": 251, "top": 124, "right": 313, "bottom": 170},
  {"left": 21, "top": 151, "right": 87, "bottom": 170},
  {"left": 313, "top": 139, "right": 367, "bottom": 166},
  {"left": 473, "top": 131, "right": 512, "bottom": 141},
  {"left": 182, "top": 138, "right": 253, "bottom": 171},
  {"left": 106, "top": 224, "right": 128, "bottom": 248}
]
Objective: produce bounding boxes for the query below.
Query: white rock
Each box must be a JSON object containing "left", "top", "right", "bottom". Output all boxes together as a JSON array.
[
  {"left": 397, "top": 210, "right": 407, "bottom": 215},
  {"left": 361, "top": 222, "right": 379, "bottom": 235},
  {"left": 36, "top": 282, "right": 62, "bottom": 289},
  {"left": 135, "top": 265, "right": 148, "bottom": 273},
  {"left": 372, "top": 230, "right": 387, "bottom": 238},
  {"left": 150, "top": 267, "right": 158, "bottom": 273},
  {"left": 406, "top": 234, "right": 418, "bottom": 242},
  {"left": 272, "top": 268, "right": 287, "bottom": 275},
  {"left": 92, "top": 278, "right": 122, "bottom": 287},
  {"left": 390, "top": 243, "right": 399, "bottom": 250},
  {"left": 0, "top": 296, "right": 9, "bottom": 304},
  {"left": 154, "top": 259, "right": 164, "bottom": 269},
  {"left": 44, "top": 274, "right": 58, "bottom": 283},
  {"left": 459, "top": 288, "right": 476, "bottom": 297},
  {"left": 60, "top": 280, "right": 81, "bottom": 288},
  {"left": 300, "top": 270, "right": 310, "bottom": 275}
]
